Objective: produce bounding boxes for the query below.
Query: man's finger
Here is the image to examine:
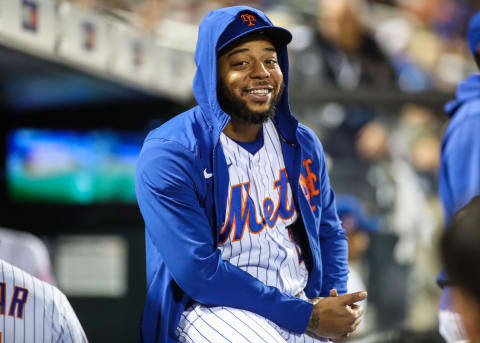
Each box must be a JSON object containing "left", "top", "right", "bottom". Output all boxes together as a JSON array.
[
  {"left": 352, "top": 315, "right": 363, "bottom": 329},
  {"left": 347, "top": 305, "right": 363, "bottom": 319},
  {"left": 329, "top": 289, "right": 339, "bottom": 297},
  {"left": 348, "top": 303, "right": 361, "bottom": 311},
  {"left": 347, "top": 304, "right": 361, "bottom": 312},
  {"left": 345, "top": 317, "right": 362, "bottom": 336},
  {"left": 346, "top": 303, "right": 364, "bottom": 318},
  {"left": 339, "top": 291, "right": 368, "bottom": 305}
]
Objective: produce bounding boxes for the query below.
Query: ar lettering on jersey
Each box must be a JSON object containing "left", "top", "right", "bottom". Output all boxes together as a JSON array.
[
  {"left": 219, "top": 169, "right": 295, "bottom": 244},
  {"left": 1, "top": 283, "right": 29, "bottom": 318},
  {"left": 299, "top": 158, "right": 320, "bottom": 211},
  {"left": 8, "top": 286, "right": 29, "bottom": 319}
]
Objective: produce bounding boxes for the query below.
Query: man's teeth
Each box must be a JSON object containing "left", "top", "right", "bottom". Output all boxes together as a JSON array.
[{"left": 248, "top": 89, "right": 270, "bottom": 94}]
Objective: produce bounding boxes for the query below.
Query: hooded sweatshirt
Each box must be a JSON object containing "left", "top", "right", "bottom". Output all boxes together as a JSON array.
[
  {"left": 135, "top": 6, "right": 348, "bottom": 342},
  {"left": 438, "top": 73, "right": 480, "bottom": 307}
]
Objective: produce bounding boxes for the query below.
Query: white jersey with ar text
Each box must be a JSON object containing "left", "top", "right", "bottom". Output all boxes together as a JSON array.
[{"left": 0, "top": 259, "right": 87, "bottom": 343}]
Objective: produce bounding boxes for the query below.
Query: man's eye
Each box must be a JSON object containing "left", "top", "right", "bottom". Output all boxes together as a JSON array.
[
  {"left": 232, "top": 61, "right": 248, "bottom": 66},
  {"left": 265, "top": 59, "right": 278, "bottom": 65}
]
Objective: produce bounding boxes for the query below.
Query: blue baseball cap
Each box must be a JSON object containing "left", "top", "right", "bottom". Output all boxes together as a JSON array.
[
  {"left": 217, "top": 10, "right": 292, "bottom": 53},
  {"left": 468, "top": 11, "right": 480, "bottom": 56},
  {"left": 336, "top": 194, "right": 382, "bottom": 233}
]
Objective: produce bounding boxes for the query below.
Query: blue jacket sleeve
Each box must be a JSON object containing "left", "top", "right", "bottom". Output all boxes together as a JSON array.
[
  {"left": 136, "top": 138, "right": 313, "bottom": 333},
  {"left": 316, "top": 141, "right": 349, "bottom": 296},
  {"left": 440, "top": 116, "right": 480, "bottom": 225}
]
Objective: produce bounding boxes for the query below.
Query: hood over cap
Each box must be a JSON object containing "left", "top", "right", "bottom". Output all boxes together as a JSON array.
[{"left": 192, "top": 6, "right": 298, "bottom": 143}]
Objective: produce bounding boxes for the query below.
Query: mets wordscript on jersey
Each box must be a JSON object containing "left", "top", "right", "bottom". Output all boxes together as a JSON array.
[
  {"left": 219, "top": 168, "right": 295, "bottom": 244},
  {"left": 0, "top": 282, "right": 29, "bottom": 319}
]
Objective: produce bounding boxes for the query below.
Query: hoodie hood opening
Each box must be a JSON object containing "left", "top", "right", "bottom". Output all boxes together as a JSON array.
[{"left": 192, "top": 6, "right": 298, "bottom": 142}]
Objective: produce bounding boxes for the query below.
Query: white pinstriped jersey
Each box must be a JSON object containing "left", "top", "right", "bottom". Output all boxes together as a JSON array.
[
  {"left": 219, "top": 119, "right": 308, "bottom": 296},
  {"left": 0, "top": 259, "right": 88, "bottom": 343}
]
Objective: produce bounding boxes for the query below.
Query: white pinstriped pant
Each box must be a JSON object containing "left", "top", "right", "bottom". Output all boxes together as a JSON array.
[{"left": 176, "top": 303, "right": 330, "bottom": 343}]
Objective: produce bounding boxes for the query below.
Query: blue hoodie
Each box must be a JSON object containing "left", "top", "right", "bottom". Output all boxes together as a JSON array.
[
  {"left": 135, "top": 6, "right": 348, "bottom": 342},
  {"left": 438, "top": 73, "right": 480, "bottom": 307}
]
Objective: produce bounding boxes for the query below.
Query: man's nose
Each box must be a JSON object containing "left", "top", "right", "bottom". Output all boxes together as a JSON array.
[{"left": 250, "top": 60, "right": 270, "bottom": 79}]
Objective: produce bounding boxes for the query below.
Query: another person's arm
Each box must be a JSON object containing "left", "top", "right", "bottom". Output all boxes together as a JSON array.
[{"left": 440, "top": 117, "right": 480, "bottom": 224}]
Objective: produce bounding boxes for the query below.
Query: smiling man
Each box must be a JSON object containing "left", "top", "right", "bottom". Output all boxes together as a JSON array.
[{"left": 136, "top": 6, "right": 367, "bottom": 343}]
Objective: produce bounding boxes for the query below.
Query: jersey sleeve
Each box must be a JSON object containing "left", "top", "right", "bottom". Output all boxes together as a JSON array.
[{"left": 135, "top": 138, "right": 313, "bottom": 334}]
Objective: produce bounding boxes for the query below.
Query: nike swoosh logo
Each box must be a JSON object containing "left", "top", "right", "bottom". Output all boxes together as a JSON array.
[
  {"left": 204, "top": 169, "right": 213, "bottom": 179},
  {"left": 227, "top": 163, "right": 232, "bottom": 168}
]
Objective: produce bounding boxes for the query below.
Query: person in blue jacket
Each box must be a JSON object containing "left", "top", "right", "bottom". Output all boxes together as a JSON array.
[
  {"left": 135, "top": 6, "right": 367, "bottom": 343},
  {"left": 438, "top": 10, "right": 480, "bottom": 343}
]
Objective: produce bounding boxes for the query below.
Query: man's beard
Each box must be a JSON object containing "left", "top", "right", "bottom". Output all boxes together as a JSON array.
[{"left": 217, "top": 80, "right": 285, "bottom": 124}]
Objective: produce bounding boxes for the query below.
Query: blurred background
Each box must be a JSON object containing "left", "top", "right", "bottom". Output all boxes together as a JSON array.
[{"left": 1, "top": 0, "right": 478, "bottom": 342}]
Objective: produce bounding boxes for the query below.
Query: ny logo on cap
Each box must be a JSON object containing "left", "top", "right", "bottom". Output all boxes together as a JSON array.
[{"left": 241, "top": 14, "right": 256, "bottom": 26}]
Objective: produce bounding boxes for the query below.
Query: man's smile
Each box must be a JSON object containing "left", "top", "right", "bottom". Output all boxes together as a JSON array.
[{"left": 244, "top": 86, "right": 274, "bottom": 102}]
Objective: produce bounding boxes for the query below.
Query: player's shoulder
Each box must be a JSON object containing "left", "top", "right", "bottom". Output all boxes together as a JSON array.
[
  {"left": 0, "top": 259, "right": 86, "bottom": 341},
  {"left": 444, "top": 99, "right": 480, "bottom": 143},
  {"left": 0, "top": 259, "right": 67, "bottom": 307},
  {"left": 142, "top": 106, "right": 210, "bottom": 157},
  {"left": 0, "top": 258, "right": 34, "bottom": 283}
]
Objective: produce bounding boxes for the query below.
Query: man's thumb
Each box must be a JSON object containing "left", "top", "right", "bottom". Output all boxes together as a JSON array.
[{"left": 340, "top": 291, "right": 368, "bottom": 305}]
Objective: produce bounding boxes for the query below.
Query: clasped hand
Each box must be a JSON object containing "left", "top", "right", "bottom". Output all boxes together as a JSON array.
[{"left": 306, "top": 289, "right": 367, "bottom": 339}]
